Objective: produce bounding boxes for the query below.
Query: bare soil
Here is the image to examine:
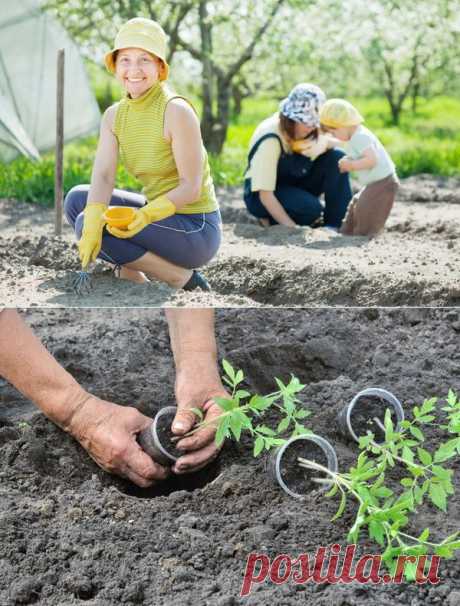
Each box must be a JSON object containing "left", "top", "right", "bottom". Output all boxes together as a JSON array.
[
  {"left": 0, "top": 175, "right": 459, "bottom": 307},
  {"left": 1, "top": 307, "right": 460, "bottom": 605}
]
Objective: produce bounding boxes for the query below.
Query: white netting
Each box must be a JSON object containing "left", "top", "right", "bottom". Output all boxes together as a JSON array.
[{"left": 0, "top": 0, "right": 100, "bottom": 162}]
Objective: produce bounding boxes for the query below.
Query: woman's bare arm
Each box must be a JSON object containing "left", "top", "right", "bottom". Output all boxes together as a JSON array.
[
  {"left": 0, "top": 310, "right": 168, "bottom": 487},
  {"left": 163, "top": 99, "right": 204, "bottom": 208},
  {"left": 165, "top": 309, "right": 228, "bottom": 474},
  {"left": 86, "top": 104, "right": 119, "bottom": 206},
  {"left": 259, "top": 191, "right": 297, "bottom": 227}
]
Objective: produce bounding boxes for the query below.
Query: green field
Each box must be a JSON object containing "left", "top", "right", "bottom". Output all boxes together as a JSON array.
[{"left": 1, "top": 93, "right": 459, "bottom": 206}]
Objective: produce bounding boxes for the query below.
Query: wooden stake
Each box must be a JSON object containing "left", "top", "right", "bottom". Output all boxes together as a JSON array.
[{"left": 54, "top": 49, "right": 65, "bottom": 236}]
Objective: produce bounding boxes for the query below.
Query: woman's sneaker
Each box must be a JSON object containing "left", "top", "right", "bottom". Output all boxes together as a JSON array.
[{"left": 183, "top": 270, "right": 211, "bottom": 292}]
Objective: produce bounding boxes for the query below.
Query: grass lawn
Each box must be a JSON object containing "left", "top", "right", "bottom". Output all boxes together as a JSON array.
[{"left": 1, "top": 94, "right": 459, "bottom": 205}]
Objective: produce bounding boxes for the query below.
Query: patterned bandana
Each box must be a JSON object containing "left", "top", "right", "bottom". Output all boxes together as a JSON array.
[{"left": 279, "top": 83, "right": 326, "bottom": 127}]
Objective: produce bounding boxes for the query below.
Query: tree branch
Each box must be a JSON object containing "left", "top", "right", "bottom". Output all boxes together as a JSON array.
[{"left": 224, "top": 0, "right": 286, "bottom": 83}]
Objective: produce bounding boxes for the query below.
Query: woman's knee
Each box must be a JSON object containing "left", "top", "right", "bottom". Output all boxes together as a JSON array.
[
  {"left": 75, "top": 214, "right": 84, "bottom": 239},
  {"left": 64, "top": 184, "right": 90, "bottom": 223}
]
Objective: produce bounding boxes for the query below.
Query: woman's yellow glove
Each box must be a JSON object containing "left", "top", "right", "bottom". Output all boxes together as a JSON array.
[
  {"left": 291, "top": 134, "right": 331, "bottom": 160},
  {"left": 107, "top": 195, "right": 176, "bottom": 239},
  {"left": 78, "top": 203, "right": 107, "bottom": 268}
]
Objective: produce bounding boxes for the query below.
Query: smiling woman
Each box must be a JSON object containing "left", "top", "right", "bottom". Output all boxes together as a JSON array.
[{"left": 64, "top": 18, "right": 221, "bottom": 291}]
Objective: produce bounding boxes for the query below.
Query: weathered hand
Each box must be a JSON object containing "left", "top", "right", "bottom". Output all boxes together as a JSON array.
[
  {"left": 170, "top": 357, "right": 229, "bottom": 475},
  {"left": 338, "top": 157, "right": 354, "bottom": 173},
  {"left": 68, "top": 395, "right": 170, "bottom": 487}
]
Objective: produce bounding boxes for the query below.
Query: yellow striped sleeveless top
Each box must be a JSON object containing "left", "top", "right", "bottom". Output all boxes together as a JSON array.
[{"left": 113, "top": 82, "right": 217, "bottom": 214}]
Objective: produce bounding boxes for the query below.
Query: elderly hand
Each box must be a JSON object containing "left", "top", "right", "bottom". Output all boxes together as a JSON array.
[
  {"left": 338, "top": 156, "right": 355, "bottom": 173},
  {"left": 68, "top": 395, "right": 170, "bottom": 487},
  {"left": 170, "top": 355, "right": 229, "bottom": 474}
]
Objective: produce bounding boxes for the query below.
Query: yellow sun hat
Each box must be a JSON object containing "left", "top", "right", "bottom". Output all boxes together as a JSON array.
[
  {"left": 319, "top": 99, "right": 364, "bottom": 128},
  {"left": 104, "top": 18, "right": 169, "bottom": 80}
]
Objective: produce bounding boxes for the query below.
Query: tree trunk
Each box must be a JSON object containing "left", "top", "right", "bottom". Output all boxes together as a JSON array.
[
  {"left": 384, "top": 91, "right": 400, "bottom": 126},
  {"left": 231, "top": 84, "right": 244, "bottom": 120},
  {"left": 209, "top": 74, "right": 231, "bottom": 154},
  {"left": 198, "top": 0, "right": 215, "bottom": 148},
  {"left": 411, "top": 80, "right": 420, "bottom": 113}
]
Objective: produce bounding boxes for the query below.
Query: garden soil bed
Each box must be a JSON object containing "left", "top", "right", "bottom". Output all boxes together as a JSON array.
[
  {"left": 0, "top": 175, "right": 459, "bottom": 308},
  {"left": 1, "top": 308, "right": 460, "bottom": 605}
]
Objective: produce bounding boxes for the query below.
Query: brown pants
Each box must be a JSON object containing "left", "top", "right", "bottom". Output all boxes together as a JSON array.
[{"left": 340, "top": 173, "right": 399, "bottom": 237}]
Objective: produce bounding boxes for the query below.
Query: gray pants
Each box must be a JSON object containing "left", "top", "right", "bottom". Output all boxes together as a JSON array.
[{"left": 340, "top": 173, "right": 399, "bottom": 237}]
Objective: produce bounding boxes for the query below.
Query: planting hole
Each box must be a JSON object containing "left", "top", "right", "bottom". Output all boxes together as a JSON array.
[{"left": 116, "top": 458, "right": 222, "bottom": 498}]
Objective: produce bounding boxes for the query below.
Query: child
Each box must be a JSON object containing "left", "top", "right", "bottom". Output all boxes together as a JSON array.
[{"left": 319, "top": 99, "right": 398, "bottom": 237}]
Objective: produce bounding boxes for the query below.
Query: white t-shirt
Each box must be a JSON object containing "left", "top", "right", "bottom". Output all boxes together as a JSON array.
[
  {"left": 245, "top": 114, "right": 288, "bottom": 192},
  {"left": 346, "top": 125, "right": 395, "bottom": 185}
]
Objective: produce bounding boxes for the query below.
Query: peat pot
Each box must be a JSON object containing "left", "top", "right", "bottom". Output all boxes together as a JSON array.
[
  {"left": 337, "top": 388, "right": 404, "bottom": 444},
  {"left": 138, "top": 406, "right": 181, "bottom": 466},
  {"left": 268, "top": 434, "right": 338, "bottom": 500}
]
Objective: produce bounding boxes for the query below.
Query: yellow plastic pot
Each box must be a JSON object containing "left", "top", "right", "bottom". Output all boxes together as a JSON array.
[{"left": 103, "top": 206, "right": 136, "bottom": 230}]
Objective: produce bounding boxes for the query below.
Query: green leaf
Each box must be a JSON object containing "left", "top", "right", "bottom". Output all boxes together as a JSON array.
[
  {"left": 417, "top": 447, "right": 432, "bottom": 466},
  {"left": 358, "top": 434, "right": 374, "bottom": 449},
  {"left": 222, "top": 359, "right": 235, "bottom": 381},
  {"left": 384, "top": 408, "right": 394, "bottom": 437},
  {"left": 409, "top": 426, "right": 424, "bottom": 441},
  {"left": 418, "top": 528, "right": 430, "bottom": 542},
  {"left": 402, "top": 560, "right": 419, "bottom": 581},
  {"left": 234, "top": 389, "right": 251, "bottom": 400},
  {"left": 295, "top": 409, "right": 310, "bottom": 419},
  {"left": 229, "top": 415, "right": 242, "bottom": 441},
  {"left": 369, "top": 519, "right": 385, "bottom": 546},
  {"left": 215, "top": 417, "right": 230, "bottom": 447},
  {"left": 429, "top": 482, "right": 447, "bottom": 512},
  {"left": 400, "top": 478, "right": 414, "bottom": 487},
  {"left": 446, "top": 390, "right": 457, "bottom": 407},
  {"left": 402, "top": 446, "right": 414, "bottom": 464},
  {"left": 286, "top": 375, "right": 306, "bottom": 393},
  {"left": 213, "top": 396, "right": 236, "bottom": 412},
  {"left": 234, "top": 410, "right": 252, "bottom": 428},
  {"left": 435, "top": 545, "right": 454, "bottom": 558},
  {"left": 434, "top": 443, "right": 457, "bottom": 463},
  {"left": 277, "top": 417, "right": 290, "bottom": 433},
  {"left": 282, "top": 397, "right": 296, "bottom": 415},
  {"left": 249, "top": 395, "right": 273, "bottom": 411},
  {"left": 274, "top": 377, "right": 286, "bottom": 392},
  {"left": 420, "top": 398, "right": 437, "bottom": 414},
  {"left": 372, "top": 486, "right": 393, "bottom": 498},
  {"left": 255, "top": 425, "right": 276, "bottom": 436},
  {"left": 235, "top": 370, "right": 244, "bottom": 384},
  {"left": 414, "top": 485, "right": 424, "bottom": 504},
  {"left": 432, "top": 465, "right": 452, "bottom": 481},
  {"left": 356, "top": 451, "right": 368, "bottom": 469},
  {"left": 253, "top": 436, "right": 264, "bottom": 457}
]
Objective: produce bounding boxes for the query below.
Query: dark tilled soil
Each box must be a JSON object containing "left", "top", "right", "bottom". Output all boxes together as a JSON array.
[{"left": 1, "top": 308, "right": 460, "bottom": 605}]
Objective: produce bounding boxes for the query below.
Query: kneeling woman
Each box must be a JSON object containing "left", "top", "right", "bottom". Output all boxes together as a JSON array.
[
  {"left": 244, "top": 83, "right": 352, "bottom": 229},
  {"left": 65, "top": 18, "right": 221, "bottom": 290}
]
